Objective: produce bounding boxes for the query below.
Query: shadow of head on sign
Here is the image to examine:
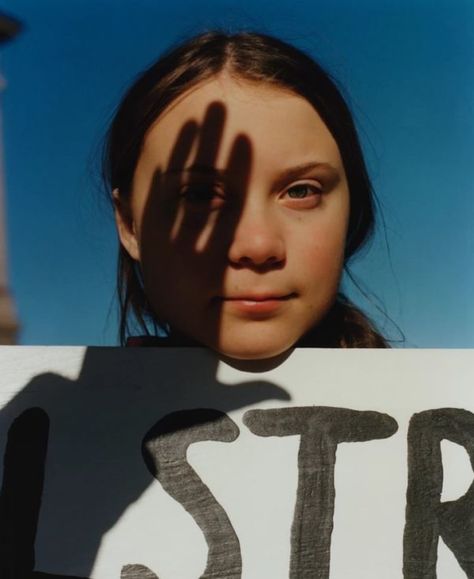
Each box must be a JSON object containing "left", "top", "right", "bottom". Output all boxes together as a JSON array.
[{"left": 0, "top": 347, "right": 290, "bottom": 578}]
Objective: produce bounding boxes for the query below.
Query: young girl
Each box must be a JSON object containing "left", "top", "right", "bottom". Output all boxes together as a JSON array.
[{"left": 105, "top": 31, "right": 387, "bottom": 360}]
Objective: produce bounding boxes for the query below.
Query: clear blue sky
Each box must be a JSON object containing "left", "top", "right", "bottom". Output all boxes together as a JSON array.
[{"left": 2, "top": 0, "right": 473, "bottom": 347}]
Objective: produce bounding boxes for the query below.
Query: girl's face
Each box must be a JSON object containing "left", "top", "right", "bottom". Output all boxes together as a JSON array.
[{"left": 115, "top": 74, "right": 350, "bottom": 360}]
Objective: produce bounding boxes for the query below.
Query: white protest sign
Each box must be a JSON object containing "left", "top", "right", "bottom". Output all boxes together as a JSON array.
[{"left": 0, "top": 347, "right": 472, "bottom": 578}]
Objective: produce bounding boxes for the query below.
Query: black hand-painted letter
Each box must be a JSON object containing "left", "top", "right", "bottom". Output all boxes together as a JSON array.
[
  {"left": 129, "top": 409, "right": 241, "bottom": 579},
  {"left": 404, "top": 408, "right": 474, "bottom": 579},
  {"left": 244, "top": 406, "right": 398, "bottom": 579},
  {"left": 0, "top": 408, "right": 49, "bottom": 578},
  {"left": 0, "top": 408, "right": 86, "bottom": 579},
  {"left": 121, "top": 564, "right": 159, "bottom": 579}
]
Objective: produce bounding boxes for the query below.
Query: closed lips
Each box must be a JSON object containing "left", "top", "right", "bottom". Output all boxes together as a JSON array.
[{"left": 219, "top": 293, "right": 295, "bottom": 301}]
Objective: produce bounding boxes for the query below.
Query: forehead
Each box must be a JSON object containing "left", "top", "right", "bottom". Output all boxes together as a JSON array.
[{"left": 140, "top": 74, "right": 343, "bottom": 171}]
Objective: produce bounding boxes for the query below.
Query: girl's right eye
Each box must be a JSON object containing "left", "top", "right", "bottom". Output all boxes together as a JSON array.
[{"left": 179, "top": 185, "right": 225, "bottom": 210}]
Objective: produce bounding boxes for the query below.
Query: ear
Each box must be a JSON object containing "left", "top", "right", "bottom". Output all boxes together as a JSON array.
[{"left": 112, "top": 189, "right": 140, "bottom": 261}]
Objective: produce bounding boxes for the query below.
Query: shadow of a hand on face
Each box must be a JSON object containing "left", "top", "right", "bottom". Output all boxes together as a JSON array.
[{"left": 139, "top": 101, "right": 256, "bottom": 354}]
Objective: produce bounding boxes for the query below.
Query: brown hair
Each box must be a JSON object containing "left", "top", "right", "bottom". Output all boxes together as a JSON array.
[{"left": 103, "top": 31, "right": 387, "bottom": 347}]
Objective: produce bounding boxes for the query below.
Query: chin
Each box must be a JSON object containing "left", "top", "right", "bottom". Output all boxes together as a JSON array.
[
  {"left": 215, "top": 343, "right": 295, "bottom": 373},
  {"left": 214, "top": 336, "right": 295, "bottom": 362}
]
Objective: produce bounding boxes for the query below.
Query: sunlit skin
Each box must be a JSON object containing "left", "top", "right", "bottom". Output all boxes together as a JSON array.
[{"left": 115, "top": 74, "right": 350, "bottom": 360}]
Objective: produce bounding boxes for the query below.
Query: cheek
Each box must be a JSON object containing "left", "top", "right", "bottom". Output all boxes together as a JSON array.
[
  {"left": 138, "top": 216, "right": 225, "bottom": 310},
  {"left": 294, "top": 213, "right": 348, "bottom": 283}
]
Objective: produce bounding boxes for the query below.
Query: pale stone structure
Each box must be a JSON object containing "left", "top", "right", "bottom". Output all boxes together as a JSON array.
[{"left": 0, "top": 13, "right": 21, "bottom": 344}]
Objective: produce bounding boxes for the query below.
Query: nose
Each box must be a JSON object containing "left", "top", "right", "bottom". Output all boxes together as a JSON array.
[{"left": 227, "top": 204, "right": 286, "bottom": 269}]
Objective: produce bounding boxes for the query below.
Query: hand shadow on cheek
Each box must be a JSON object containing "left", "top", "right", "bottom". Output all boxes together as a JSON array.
[{"left": 139, "top": 101, "right": 252, "bottom": 351}]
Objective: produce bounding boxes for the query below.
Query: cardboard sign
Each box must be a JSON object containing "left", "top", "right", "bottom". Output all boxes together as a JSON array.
[{"left": 0, "top": 347, "right": 472, "bottom": 578}]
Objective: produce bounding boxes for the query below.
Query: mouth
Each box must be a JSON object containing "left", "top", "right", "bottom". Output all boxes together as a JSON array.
[{"left": 213, "top": 293, "right": 296, "bottom": 316}]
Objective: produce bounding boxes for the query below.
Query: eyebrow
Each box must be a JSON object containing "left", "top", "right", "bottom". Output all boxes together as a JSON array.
[
  {"left": 164, "top": 164, "right": 226, "bottom": 177},
  {"left": 163, "top": 161, "right": 339, "bottom": 183},
  {"left": 272, "top": 162, "right": 340, "bottom": 189}
]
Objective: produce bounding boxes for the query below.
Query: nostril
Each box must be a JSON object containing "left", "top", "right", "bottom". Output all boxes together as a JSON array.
[{"left": 234, "top": 254, "right": 285, "bottom": 271}]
